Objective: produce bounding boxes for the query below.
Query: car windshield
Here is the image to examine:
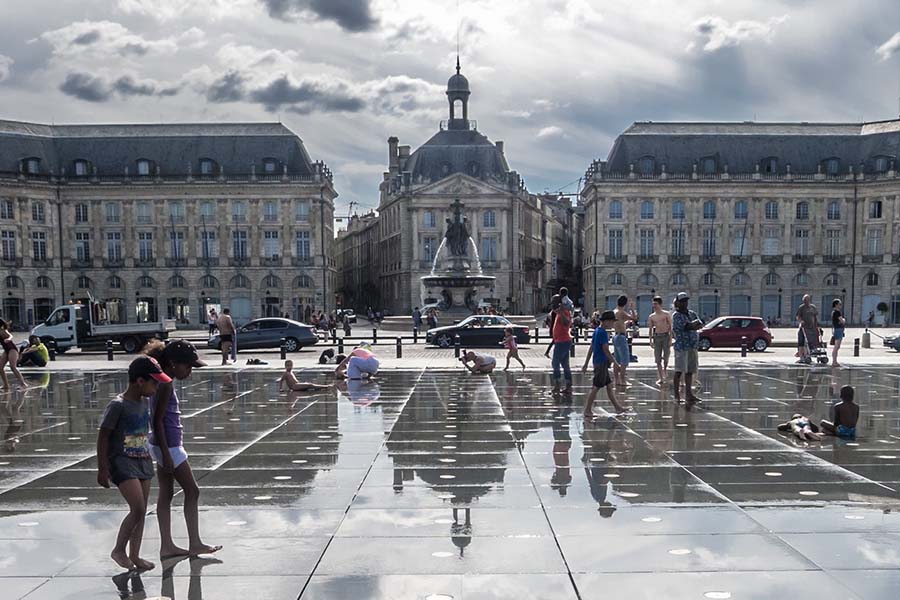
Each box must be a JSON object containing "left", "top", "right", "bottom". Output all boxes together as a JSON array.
[{"left": 706, "top": 317, "right": 725, "bottom": 329}]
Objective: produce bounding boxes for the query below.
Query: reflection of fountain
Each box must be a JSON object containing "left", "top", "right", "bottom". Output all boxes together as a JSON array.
[{"left": 421, "top": 199, "right": 496, "bottom": 313}]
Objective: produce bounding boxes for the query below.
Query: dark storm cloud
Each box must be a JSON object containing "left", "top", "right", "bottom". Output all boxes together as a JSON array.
[
  {"left": 121, "top": 42, "right": 150, "bottom": 56},
  {"left": 72, "top": 30, "right": 101, "bottom": 45},
  {"left": 113, "top": 75, "right": 158, "bottom": 96},
  {"left": 249, "top": 75, "right": 365, "bottom": 112},
  {"left": 206, "top": 70, "right": 247, "bottom": 102},
  {"left": 261, "top": 0, "right": 377, "bottom": 32},
  {"left": 59, "top": 72, "right": 112, "bottom": 102}
]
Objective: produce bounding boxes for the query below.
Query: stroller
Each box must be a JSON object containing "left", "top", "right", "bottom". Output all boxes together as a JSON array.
[{"left": 799, "top": 326, "right": 829, "bottom": 365}]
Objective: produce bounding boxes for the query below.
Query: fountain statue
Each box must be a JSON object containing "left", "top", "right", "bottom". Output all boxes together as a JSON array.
[{"left": 421, "top": 199, "right": 496, "bottom": 312}]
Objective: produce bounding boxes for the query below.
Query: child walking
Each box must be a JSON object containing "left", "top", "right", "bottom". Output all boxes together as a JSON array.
[
  {"left": 143, "top": 340, "right": 221, "bottom": 559},
  {"left": 96, "top": 356, "right": 171, "bottom": 570},
  {"left": 0, "top": 318, "right": 28, "bottom": 390},
  {"left": 502, "top": 327, "right": 525, "bottom": 371},
  {"left": 581, "top": 311, "right": 627, "bottom": 418}
]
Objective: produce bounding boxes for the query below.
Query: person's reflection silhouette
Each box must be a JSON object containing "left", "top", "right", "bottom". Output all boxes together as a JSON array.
[
  {"left": 550, "top": 405, "right": 573, "bottom": 496},
  {"left": 160, "top": 555, "right": 223, "bottom": 600},
  {"left": 2, "top": 393, "right": 24, "bottom": 452},
  {"left": 112, "top": 571, "right": 146, "bottom": 599},
  {"left": 450, "top": 507, "right": 472, "bottom": 557},
  {"left": 581, "top": 420, "right": 617, "bottom": 518}
]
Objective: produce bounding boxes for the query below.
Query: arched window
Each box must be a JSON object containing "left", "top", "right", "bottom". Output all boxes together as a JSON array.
[
  {"left": 638, "top": 156, "right": 655, "bottom": 175},
  {"left": 827, "top": 201, "right": 840, "bottom": 220},
  {"left": 765, "top": 201, "right": 778, "bottom": 219},
  {"left": 794, "top": 273, "right": 810, "bottom": 287},
  {"left": 294, "top": 275, "right": 314, "bottom": 288},
  {"left": 824, "top": 273, "right": 840, "bottom": 287},
  {"left": 866, "top": 272, "right": 880, "bottom": 286},
  {"left": 263, "top": 274, "right": 281, "bottom": 289},
  {"left": 640, "top": 200, "right": 654, "bottom": 219},
  {"left": 169, "top": 275, "right": 186, "bottom": 288},
  {"left": 136, "top": 159, "right": 153, "bottom": 177},
  {"left": 36, "top": 276, "right": 52, "bottom": 289},
  {"left": 108, "top": 275, "right": 123, "bottom": 289},
  {"left": 230, "top": 274, "right": 250, "bottom": 289},
  {"left": 732, "top": 273, "right": 750, "bottom": 287},
  {"left": 607, "top": 273, "right": 623, "bottom": 287},
  {"left": 608, "top": 200, "right": 623, "bottom": 220},
  {"left": 796, "top": 201, "right": 809, "bottom": 220},
  {"left": 73, "top": 159, "right": 91, "bottom": 177},
  {"left": 700, "top": 157, "right": 717, "bottom": 175},
  {"left": 734, "top": 200, "right": 748, "bottom": 220},
  {"left": 76, "top": 276, "right": 92, "bottom": 289},
  {"left": 638, "top": 273, "right": 657, "bottom": 288},
  {"left": 5, "top": 275, "right": 21, "bottom": 288},
  {"left": 198, "top": 158, "right": 217, "bottom": 176},
  {"left": 138, "top": 276, "right": 156, "bottom": 288},
  {"left": 703, "top": 201, "right": 716, "bottom": 220},
  {"left": 764, "top": 273, "right": 780, "bottom": 287},
  {"left": 822, "top": 157, "right": 841, "bottom": 176},
  {"left": 672, "top": 201, "right": 685, "bottom": 220},
  {"left": 760, "top": 157, "right": 778, "bottom": 173},
  {"left": 483, "top": 210, "right": 496, "bottom": 228},
  {"left": 200, "top": 275, "right": 219, "bottom": 289},
  {"left": 702, "top": 273, "right": 716, "bottom": 286}
]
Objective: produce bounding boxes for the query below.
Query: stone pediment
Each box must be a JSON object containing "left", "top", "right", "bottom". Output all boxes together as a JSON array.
[{"left": 415, "top": 173, "right": 507, "bottom": 196}]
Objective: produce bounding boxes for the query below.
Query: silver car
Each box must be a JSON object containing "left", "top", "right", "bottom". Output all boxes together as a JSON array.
[{"left": 208, "top": 318, "right": 318, "bottom": 352}]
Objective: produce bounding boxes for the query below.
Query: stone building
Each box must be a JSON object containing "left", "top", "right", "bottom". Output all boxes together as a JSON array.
[
  {"left": 335, "top": 211, "right": 380, "bottom": 310},
  {"left": 0, "top": 120, "right": 336, "bottom": 328},
  {"left": 581, "top": 120, "right": 900, "bottom": 324},
  {"left": 369, "top": 63, "right": 564, "bottom": 315}
]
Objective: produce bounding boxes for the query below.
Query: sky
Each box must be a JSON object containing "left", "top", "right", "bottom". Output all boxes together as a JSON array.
[{"left": 0, "top": 0, "right": 898, "bottom": 216}]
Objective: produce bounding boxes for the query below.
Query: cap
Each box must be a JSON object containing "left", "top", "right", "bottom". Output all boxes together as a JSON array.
[
  {"left": 676, "top": 292, "right": 690, "bottom": 301},
  {"left": 599, "top": 310, "right": 616, "bottom": 322},
  {"left": 165, "top": 339, "right": 207, "bottom": 368},
  {"left": 129, "top": 356, "right": 172, "bottom": 383}
]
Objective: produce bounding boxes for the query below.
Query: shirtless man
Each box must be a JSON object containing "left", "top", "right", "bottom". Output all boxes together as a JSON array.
[
  {"left": 215, "top": 308, "right": 235, "bottom": 366},
  {"left": 278, "top": 360, "right": 331, "bottom": 392},
  {"left": 647, "top": 296, "right": 673, "bottom": 386},
  {"left": 612, "top": 295, "right": 637, "bottom": 386}
]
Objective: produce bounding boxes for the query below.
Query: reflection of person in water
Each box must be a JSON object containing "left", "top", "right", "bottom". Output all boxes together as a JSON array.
[
  {"left": 2, "top": 393, "right": 24, "bottom": 451},
  {"left": 581, "top": 421, "right": 618, "bottom": 518},
  {"left": 336, "top": 378, "right": 382, "bottom": 408},
  {"left": 550, "top": 405, "right": 573, "bottom": 496},
  {"left": 160, "top": 554, "right": 222, "bottom": 600},
  {"left": 450, "top": 507, "right": 472, "bottom": 557}
]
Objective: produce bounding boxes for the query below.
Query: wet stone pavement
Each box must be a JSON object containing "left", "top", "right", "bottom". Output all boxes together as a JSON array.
[{"left": 1, "top": 366, "right": 900, "bottom": 599}]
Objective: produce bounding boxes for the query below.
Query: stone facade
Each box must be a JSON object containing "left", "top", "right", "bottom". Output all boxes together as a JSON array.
[
  {"left": 0, "top": 121, "right": 336, "bottom": 328},
  {"left": 581, "top": 120, "right": 900, "bottom": 325}
]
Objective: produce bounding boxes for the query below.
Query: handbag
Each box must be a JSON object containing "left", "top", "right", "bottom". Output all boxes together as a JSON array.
[{"left": 829, "top": 335, "right": 835, "bottom": 346}]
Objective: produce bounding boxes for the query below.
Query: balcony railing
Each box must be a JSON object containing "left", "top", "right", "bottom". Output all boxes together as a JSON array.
[
  {"left": 262, "top": 256, "right": 283, "bottom": 266},
  {"left": 1, "top": 257, "right": 23, "bottom": 267},
  {"left": 761, "top": 255, "right": 783, "bottom": 264},
  {"left": 605, "top": 255, "right": 627, "bottom": 264},
  {"left": 166, "top": 257, "right": 187, "bottom": 267},
  {"left": 199, "top": 257, "right": 219, "bottom": 267},
  {"left": 824, "top": 255, "right": 845, "bottom": 264},
  {"left": 136, "top": 257, "right": 156, "bottom": 267},
  {"left": 862, "top": 254, "right": 883, "bottom": 264},
  {"left": 104, "top": 258, "right": 124, "bottom": 268},
  {"left": 730, "top": 255, "right": 752, "bottom": 264},
  {"left": 292, "top": 256, "right": 314, "bottom": 267},
  {"left": 700, "top": 255, "right": 721, "bottom": 264},
  {"left": 72, "top": 257, "right": 92, "bottom": 268},
  {"left": 230, "top": 257, "right": 251, "bottom": 267},
  {"left": 637, "top": 254, "right": 659, "bottom": 264},
  {"left": 667, "top": 254, "right": 689, "bottom": 264},
  {"left": 792, "top": 254, "right": 814, "bottom": 264}
]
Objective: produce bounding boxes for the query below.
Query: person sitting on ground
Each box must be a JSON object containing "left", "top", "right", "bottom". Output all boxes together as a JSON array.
[
  {"left": 279, "top": 360, "right": 331, "bottom": 392},
  {"left": 460, "top": 351, "right": 497, "bottom": 374},
  {"left": 18, "top": 336, "right": 49, "bottom": 368},
  {"left": 820, "top": 385, "right": 859, "bottom": 439},
  {"left": 777, "top": 414, "right": 822, "bottom": 441},
  {"left": 335, "top": 344, "right": 379, "bottom": 379}
]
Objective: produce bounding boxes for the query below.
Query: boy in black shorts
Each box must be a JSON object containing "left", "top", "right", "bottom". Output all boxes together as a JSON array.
[{"left": 581, "top": 311, "right": 627, "bottom": 418}]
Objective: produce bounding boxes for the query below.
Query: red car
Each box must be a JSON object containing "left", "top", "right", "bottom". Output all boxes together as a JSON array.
[{"left": 697, "top": 316, "right": 772, "bottom": 352}]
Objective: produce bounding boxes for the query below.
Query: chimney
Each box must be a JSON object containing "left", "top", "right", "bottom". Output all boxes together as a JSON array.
[
  {"left": 398, "top": 145, "right": 411, "bottom": 171},
  {"left": 388, "top": 136, "right": 399, "bottom": 172},
  {"left": 496, "top": 140, "right": 504, "bottom": 154}
]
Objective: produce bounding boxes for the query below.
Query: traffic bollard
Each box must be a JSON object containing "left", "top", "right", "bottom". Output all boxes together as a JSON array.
[
  {"left": 396, "top": 337, "right": 402, "bottom": 358},
  {"left": 854, "top": 337, "right": 860, "bottom": 357},
  {"left": 280, "top": 337, "right": 287, "bottom": 360},
  {"left": 331, "top": 329, "right": 337, "bottom": 343},
  {"left": 454, "top": 334, "right": 461, "bottom": 358},
  {"left": 338, "top": 337, "right": 344, "bottom": 354},
  {"left": 48, "top": 339, "right": 56, "bottom": 362},
  {"left": 534, "top": 328, "right": 540, "bottom": 344},
  {"left": 106, "top": 339, "right": 114, "bottom": 361},
  {"left": 570, "top": 339, "right": 576, "bottom": 358},
  {"left": 741, "top": 336, "right": 747, "bottom": 358},
  {"left": 413, "top": 327, "right": 418, "bottom": 344},
  {"left": 373, "top": 328, "right": 378, "bottom": 344}
]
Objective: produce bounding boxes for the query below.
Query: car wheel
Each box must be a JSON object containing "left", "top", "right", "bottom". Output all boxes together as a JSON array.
[
  {"left": 437, "top": 333, "right": 453, "bottom": 348},
  {"left": 284, "top": 337, "right": 300, "bottom": 352},
  {"left": 697, "top": 337, "right": 712, "bottom": 351},
  {"left": 121, "top": 336, "right": 141, "bottom": 354},
  {"left": 753, "top": 337, "right": 768, "bottom": 352}
]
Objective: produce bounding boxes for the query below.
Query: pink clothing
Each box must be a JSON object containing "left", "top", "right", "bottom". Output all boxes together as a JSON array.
[
  {"left": 351, "top": 347, "right": 374, "bottom": 360},
  {"left": 504, "top": 336, "right": 517, "bottom": 351}
]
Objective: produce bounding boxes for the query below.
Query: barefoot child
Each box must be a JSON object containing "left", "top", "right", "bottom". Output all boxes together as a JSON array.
[
  {"left": 96, "top": 356, "right": 171, "bottom": 570},
  {"left": 502, "top": 327, "right": 525, "bottom": 371},
  {"left": 581, "top": 310, "right": 626, "bottom": 418},
  {"left": 279, "top": 359, "right": 331, "bottom": 391},
  {"left": 0, "top": 318, "right": 28, "bottom": 390},
  {"left": 143, "top": 340, "right": 221, "bottom": 559},
  {"left": 820, "top": 385, "right": 859, "bottom": 439},
  {"left": 777, "top": 414, "right": 822, "bottom": 441}
]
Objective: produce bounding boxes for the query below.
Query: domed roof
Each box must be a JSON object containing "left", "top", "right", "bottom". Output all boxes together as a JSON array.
[
  {"left": 447, "top": 72, "right": 470, "bottom": 93},
  {"left": 405, "top": 128, "right": 509, "bottom": 183}
]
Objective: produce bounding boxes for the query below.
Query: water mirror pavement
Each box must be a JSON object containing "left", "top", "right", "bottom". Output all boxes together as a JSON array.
[{"left": 1, "top": 366, "right": 900, "bottom": 599}]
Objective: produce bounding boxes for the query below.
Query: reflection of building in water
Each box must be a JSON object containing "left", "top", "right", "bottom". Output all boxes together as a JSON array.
[{"left": 492, "top": 374, "right": 559, "bottom": 451}]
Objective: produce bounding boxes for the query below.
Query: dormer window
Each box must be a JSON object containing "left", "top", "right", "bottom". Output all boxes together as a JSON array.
[
  {"left": 638, "top": 156, "right": 655, "bottom": 175},
  {"left": 199, "top": 158, "right": 217, "bottom": 176},
  {"left": 760, "top": 157, "right": 778, "bottom": 173},
  {"left": 822, "top": 157, "right": 840, "bottom": 176},
  {"left": 262, "top": 158, "right": 279, "bottom": 174},
  {"left": 136, "top": 159, "right": 152, "bottom": 176},
  {"left": 22, "top": 157, "right": 41, "bottom": 174},
  {"left": 700, "top": 156, "right": 717, "bottom": 175},
  {"left": 73, "top": 159, "right": 90, "bottom": 177},
  {"left": 874, "top": 156, "right": 892, "bottom": 174}
]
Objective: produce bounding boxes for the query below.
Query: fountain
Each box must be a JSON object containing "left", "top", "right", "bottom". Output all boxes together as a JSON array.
[{"left": 421, "top": 199, "right": 496, "bottom": 313}]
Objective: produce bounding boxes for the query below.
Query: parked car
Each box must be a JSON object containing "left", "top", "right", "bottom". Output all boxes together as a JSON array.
[
  {"left": 697, "top": 316, "right": 772, "bottom": 352},
  {"left": 426, "top": 315, "right": 530, "bottom": 348},
  {"left": 207, "top": 318, "right": 318, "bottom": 352}
]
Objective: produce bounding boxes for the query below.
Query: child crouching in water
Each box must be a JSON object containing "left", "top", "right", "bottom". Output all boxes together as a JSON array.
[
  {"left": 97, "top": 356, "right": 171, "bottom": 570},
  {"left": 502, "top": 327, "right": 525, "bottom": 371},
  {"left": 279, "top": 359, "right": 332, "bottom": 391},
  {"left": 821, "top": 385, "right": 859, "bottom": 439},
  {"left": 143, "top": 340, "right": 221, "bottom": 559}
]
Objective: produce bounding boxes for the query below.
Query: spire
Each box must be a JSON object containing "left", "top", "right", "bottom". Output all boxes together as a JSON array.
[{"left": 456, "top": 54, "right": 461, "bottom": 76}]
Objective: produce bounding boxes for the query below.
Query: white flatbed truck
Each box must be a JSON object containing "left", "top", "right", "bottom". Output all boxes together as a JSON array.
[{"left": 31, "top": 302, "right": 177, "bottom": 353}]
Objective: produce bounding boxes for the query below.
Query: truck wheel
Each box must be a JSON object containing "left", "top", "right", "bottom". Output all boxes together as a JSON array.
[
  {"left": 121, "top": 336, "right": 141, "bottom": 354},
  {"left": 284, "top": 337, "right": 300, "bottom": 352}
]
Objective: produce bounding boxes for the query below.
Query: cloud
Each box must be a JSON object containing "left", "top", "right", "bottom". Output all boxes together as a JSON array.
[
  {"left": 38, "top": 20, "right": 203, "bottom": 59},
  {"left": 261, "top": 0, "right": 377, "bottom": 32},
  {"left": 59, "top": 71, "right": 182, "bottom": 102},
  {"left": 249, "top": 75, "right": 366, "bottom": 113},
  {"left": 0, "top": 55, "right": 12, "bottom": 82},
  {"left": 115, "top": 0, "right": 254, "bottom": 21},
  {"left": 876, "top": 32, "right": 900, "bottom": 61},
  {"left": 72, "top": 31, "right": 101, "bottom": 45},
  {"left": 206, "top": 70, "right": 247, "bottom": 102},
  {"left": 690, "top": 15, "right": 788, "bottom": 52},
  {"left": 537, "top": 126, "right": 565, "bottom": 138}
]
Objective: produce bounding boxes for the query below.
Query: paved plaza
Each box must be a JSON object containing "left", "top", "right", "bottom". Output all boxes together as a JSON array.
[{"left": 2, "top": 364, "right": 900, "bottom": 599}]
